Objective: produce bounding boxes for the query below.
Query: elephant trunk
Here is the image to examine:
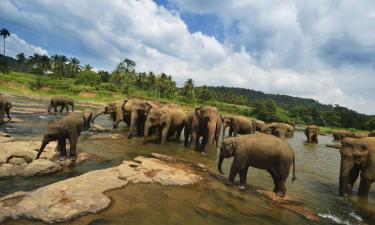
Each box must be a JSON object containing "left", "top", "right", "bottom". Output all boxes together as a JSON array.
[
  {"left": 308, "top": 132, "right": 313, "bottom": 143},
  {"left": 36, "top": 137, "right": 49, "bottom": 159},
  {"left": 127, "top": 111, "right": 138, "bottom": 139},
  {"left": 218, "top": 150, "right": 225, "bottom": 175},
  {"left": 91, "top": 109, "right": 105, "bottom": 123},
  {"left": 339, "top": 159, "right": 353, "bottom": 196}
]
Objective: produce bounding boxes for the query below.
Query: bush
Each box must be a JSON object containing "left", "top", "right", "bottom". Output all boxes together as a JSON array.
[
  {"left": 74, "top": 70, "right": 101, "bottom": 86},
  {"left": 99, "top": 83, "right": 117, "bottom": 92},
  {"left": 30, "top": 76, "right": 47, "bottom": 90}
]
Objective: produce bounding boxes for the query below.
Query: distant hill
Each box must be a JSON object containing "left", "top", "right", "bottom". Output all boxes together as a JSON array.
[{"left": 208, "top": 86, "right": 334, "bottom": 111}]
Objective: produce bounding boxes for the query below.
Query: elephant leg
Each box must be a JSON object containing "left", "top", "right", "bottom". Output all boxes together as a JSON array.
[
  {"left": 60, "top": 105, "right": 64, "bottom": 112},
  {"left": 346, "top": 167, "right": 360, "bottom": 195},
  {"left": 175, "top": 125, "right": 183, "bottom": 142},
  {"left": 358, "top": 174, "right": 373, "bottom": 197},
  {"left": 58, "top": 137, "right": 67, "bottom": 160},
  {"left": 190, "top": 130, "right": 198, "bottom": 150},
  {"left": 161, "top": 127, "right": 169, "bottom": 144},
  {"left": 277, "top": 178, "right": 287, "bottom": 197},
  {"left": 239, "top": 167, "right": 249, "bottom": 189},
  {"left": 267, "top": 169, "right": 281, "bottom": 193},
  {"left": 66, "top": 104, "right": 69, "bottom": 112},
  {"left": 228, "top": 162, "right": 239, "bottom": 184},
  {"left": 54, "top": 106, "right": 57, "bottom": 112},
  {"left": 184, "top": 128, "right": 190, "bottom": 147},
  {"left": 68, "top": 136, "right": 78, "bottom": 161}
]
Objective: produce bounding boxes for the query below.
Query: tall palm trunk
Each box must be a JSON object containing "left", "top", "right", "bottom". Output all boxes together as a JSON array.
[{"left": 3, "top": 37, "right": 5, "bottom": 55}]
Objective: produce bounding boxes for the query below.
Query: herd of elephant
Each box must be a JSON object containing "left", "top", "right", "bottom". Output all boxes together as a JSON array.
[{"left": 1, "top": 95, "right": 374, "bottom": 198}]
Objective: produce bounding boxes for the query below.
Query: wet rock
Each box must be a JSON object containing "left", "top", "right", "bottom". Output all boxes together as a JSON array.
[
  {"left": 8, "top": 157, "right": 27, "bottom": 165},
  {"left": 89, "top": 124, "right": 110, "bottom": 132},
  {"left": 326, "top": 144, "right": 341, "bottom": 149},
  {"left": 0, "top": 155, "right": 202, "bottom": 224},
  {"left": 55, "top": 152, "right": 100, "bottom": 167},
  {"left": 23, "top": 159, "right": 61, "bottom": 176},
  {"left": 88, "top": 133, "right": 124, "bottom": 140},
  {"left": 195, "top": 203, "right": 210, "bottom": 216}
]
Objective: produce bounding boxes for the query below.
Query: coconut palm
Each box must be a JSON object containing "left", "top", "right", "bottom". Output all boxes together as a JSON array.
[
  {"left": 16, "top": 53, "right": 27, "bottom": 72},
  {"left": 0, "top": 28, "right": 10, "bottom": 55},
  {"left": 69, "top": 57, "right": 81, "bottom": 77},
  {"left": 38, "top": 55, "right": 51, "bottom": 75}
]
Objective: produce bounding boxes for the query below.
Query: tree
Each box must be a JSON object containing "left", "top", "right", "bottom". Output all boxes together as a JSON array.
[
  {"left": 98, "top": 70, "right": 110, "bottom": 83},
  {"left": 196, "top": 86, "right": 216, "bottom": 102},
  {"left": 68, "top": 57, "right": 81, "bottom": 77},
  {"left": 75, "top": 70, "right": 101, "bottom": 86},
  {"left": 16, "top": 53, "right": 27, "bottom": 72},
  {"left": 83, "top": 64, "right": 93, "bottom": 71},
  {"left": 0, "top": 28, "right": 10, "bottom": 55},
  {"left": 252, "top": 99, "right": 278, "bottom": 122},
  {"left": 39, "top": 55, "right": 51, "bottom": 75},
  {"left": 182, "top": 78, "right": 196, "bottom": 102},
  {"left": 365, "top": 118, "right": 375, "bottom": 131},
  {"left": 0, "top": 58, "right": 9, "bottom": 73}
]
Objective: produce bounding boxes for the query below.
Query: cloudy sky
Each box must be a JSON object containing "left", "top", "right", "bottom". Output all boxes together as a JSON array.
[{"left": 1, "top": 0, "right": 374, "bottom": 114}]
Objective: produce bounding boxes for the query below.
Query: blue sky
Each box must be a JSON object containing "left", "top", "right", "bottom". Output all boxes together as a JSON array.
[{"left": 0, "top": 0, "right": 374, "bottom": 114}]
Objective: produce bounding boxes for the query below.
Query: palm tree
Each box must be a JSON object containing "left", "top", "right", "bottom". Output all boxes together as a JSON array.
[
  {"left": 0, "top": 28, "right": 10, "bottom": 55},
  {"left": 83, "top": 64, "right": 93, "bottom": 71},
  {"left": 69, "top": 57, "right": 81, "bottom": 77},
  {"left": 16, "top": 53, "right": 27, "bottom": 72},
  {"left": 38, "top": 55, "right": 51, "bottom": 75}
]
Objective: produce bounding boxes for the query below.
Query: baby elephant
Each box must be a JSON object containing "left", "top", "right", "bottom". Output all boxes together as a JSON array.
[
  {"left": 0, "top": 95, "right": 12, "bottom": 124},
  {"left": 48, "top": 96, "right": 74, "bottom": 113},
  {"left": 218, "top": 133, "right": 296, "bottom": 197},
  {"left": 221, "top": 116, "right": 255, "bottom": 139},
  {"left": 304, "top": 125, "right": 320, "bottom": 143},
  {"left": 36, "top": 113, "right": 85, "bottom": 161}
]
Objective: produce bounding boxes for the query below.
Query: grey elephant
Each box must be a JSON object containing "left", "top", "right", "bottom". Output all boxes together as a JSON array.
[
  {"left": 36, "top": 113, "right": 87, "bottom": 161},
  {"left": 83, "top": 109, "right": 93, "bottom": 130},
  {"left": 92, "top": 101, "right": 126, "bottom": 129},
  {"left": 144, "top": 104, "right": 185, "bottom": 144},
  {"left": 339, "top": 137, "right": 375, "bottom": 197},
  {"left": 122, "top": 98, "right": 161, "bottom": 139},
  {"left": 261, "top": 122, "right": 294, "bottom": 140},
  {"left": 333, "top": 130, "right": 355, "bottom": 141},
  {"left": 304, "top": 125, "right": 320, "bottom": 143},
  {"left": 190, "top": 106, "right": 221, "bottom": 153},
  {"left": 221, "top": 116, "right": 255, "bottom": 139},
  {"left": 254, "top": 120, "right": 266, "bottom": 132},
  {"left": 218, "top": 133, "right": 296, "bottom": 197},
  {"left": 0, "top": 95, "right": 12, "bottom": 124},
  {"left": 47, "top": 96, "right": 74, "bottom": 112}
]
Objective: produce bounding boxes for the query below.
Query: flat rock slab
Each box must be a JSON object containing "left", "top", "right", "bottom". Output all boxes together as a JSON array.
[{"left": 0, "top": 156, "right": 202, "bottom": 224}]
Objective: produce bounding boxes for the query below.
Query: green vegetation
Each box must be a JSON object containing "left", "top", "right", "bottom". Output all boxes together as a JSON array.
[{"left": 1, "top": 52, "right": 374, "bottom": 131}]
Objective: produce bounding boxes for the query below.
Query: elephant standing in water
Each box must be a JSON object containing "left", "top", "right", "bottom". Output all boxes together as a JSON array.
[
  {"left": 144, "top": 104, "right": 185, "bottom": 144},
  {"left": 221, "top": 116, "right": 255, "bottom": 138},
  {"left": 261, "top": 123, "right": 294, "bottom": 140},
  {"left": 305, "top": 125, "right": 320, "bottom": 143},
  {"left": 218, "top": 133, "right": 296, "bottom": 197},
  {"left": 254, "top": 120, "right": 266, "bottom": 132},
  {"left": 190, "top": 106, "right": 222, "bottom": 154},
  {"left": 339, "top": 137, "right": 375, "bottom": 197},
  {"left": 91, "top": 101, "right": 124, "bottom": 129},
  {"left": 0, "top": 95, "right": 12, "bottom": 124},
  {"left": 122, "top": 98, "right": 161, "bottom": 139},
  {"left": 36, "top": 113, "right": 89, "bottom": 161},
  {"left": 48, "top": 96, "right": 74, "bottom": 112},
  {"left": 333, "top": 130, "right": 355, "bottom": 141}
]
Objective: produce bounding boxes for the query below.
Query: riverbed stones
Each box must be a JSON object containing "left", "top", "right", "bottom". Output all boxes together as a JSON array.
[{"left": 0, "top": 156, "right": 202, "bottom": 224}]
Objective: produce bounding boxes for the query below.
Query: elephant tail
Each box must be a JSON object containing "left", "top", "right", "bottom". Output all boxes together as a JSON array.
[{"left": 292, "top": 154, "right": 296, "bottom": 182}]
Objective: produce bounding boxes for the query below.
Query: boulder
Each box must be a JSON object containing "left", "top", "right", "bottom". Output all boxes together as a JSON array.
[
  {"left": 7, "top": 157, "right": 27, "bottom": 165},
  {"left": 23, "top": 159, "right": 62, "bottom": 176},
  {"left": 0, "top": 156, "right": 202, "bottom": 224},
  {"left": 89, "top": 124, "right": 110, "bottom": 132}
]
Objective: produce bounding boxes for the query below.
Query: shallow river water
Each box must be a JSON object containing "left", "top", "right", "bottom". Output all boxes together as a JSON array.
[{"left": 0, "top": 95, "right": 374, "bottom": 225}]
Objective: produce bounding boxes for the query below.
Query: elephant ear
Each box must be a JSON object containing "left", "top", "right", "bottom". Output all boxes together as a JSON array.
[
  {"left": 144, "top": 102, "right": 153, "bottom": 115},
  {"left": 195, "top": 107, "right": 203, "bottom": 117},
  {"left": 121, "top": 99, "right": 128, "bottom": 112}
]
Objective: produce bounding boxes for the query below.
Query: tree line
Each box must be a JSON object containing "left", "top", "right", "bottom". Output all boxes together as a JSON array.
[{"left": 1, "top": 51, "right": 374, "bottom": 130}]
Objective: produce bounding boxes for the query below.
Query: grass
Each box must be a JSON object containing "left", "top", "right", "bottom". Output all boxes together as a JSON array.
[{"left": 0, "top": 71, "right": 253, "bottom": 116}]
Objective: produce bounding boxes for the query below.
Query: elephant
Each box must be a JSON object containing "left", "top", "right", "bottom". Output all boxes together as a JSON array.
[
  {"left": 47, "top": 96, "right": 74, "bottom": 112},
  {"left": 0, "top": 95, "right": 12, "bottom": 124},
  {"left": 254, "top": 120, "right": 266, "bottom": 132},
  {"left": 304, "top": 125, "right": 320, "bottom": 143},
  {"left": 183, "top": 111, "right": 195, "bottom": 147},
  {"left": 190, "top": 106, "right": 221, "bottom": 153},
  {"left": 122, "top": 98, "right": 161, "bottom": 139},
  {"left": 333, "top": 130, "right": 355, "bottom": 141},
  {"left": 91, "top": 101, "right": 124, "bottom": 129},
  {"left": 221, "top": 116, "right": 255, "bottom": 139},
  {"left": 36, "top": 113, "right": 85, "bottom": 161},
  {"left": 83, "top": 109, "right": 93, "bottom": 130},
  {"left": 339, "top": 137, "right": 375, "bottom": 197},
  {"left": 144, "top": 104, "right": 185, "bottom": 144},
  {"left": 261, "top": 123, "right": 294, "bottom": 140},
  {"left": 218, "top": 133, "right": 296, "bottom": 197},
  {"left": 369, "top": 131, "right": 375, "bottom": 137}
]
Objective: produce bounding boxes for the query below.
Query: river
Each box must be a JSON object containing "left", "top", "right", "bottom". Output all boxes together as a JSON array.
[{"left": 0, "top": 95, "right": 374, "bottom": 225}]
